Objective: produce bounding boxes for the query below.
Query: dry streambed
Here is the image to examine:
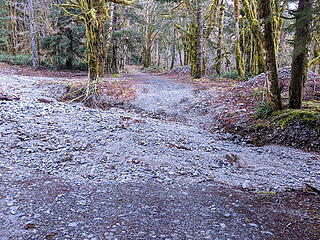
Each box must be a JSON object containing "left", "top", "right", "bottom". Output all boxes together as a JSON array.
[
  {"left": 0, "top": 73, "right": 319, "bottom": 190},
  {"left": 0, "top": 72, "right": 319, "bottom": 239}
]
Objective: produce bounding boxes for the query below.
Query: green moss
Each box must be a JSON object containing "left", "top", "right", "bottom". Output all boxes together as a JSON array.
[
  {"left": 252, "top": 87, "right": 264, "bottom": 100},
  {"left": 270, "top": 109, "right": 320, "bottom": 132},
  {"left": 111, "top": 73, "right": 122, "bottom": 78},
  {"left": 303, "top": 100, "right": 320, "bottom": 111},
  {"left": 258, "top": 191, "right": 276, "bottom": 195},
  {"left": 226, "top": 111, "right": 237, "bottom": 117},
  {"left": 252, "top": 122, "right": 270, "bottom": 131}
]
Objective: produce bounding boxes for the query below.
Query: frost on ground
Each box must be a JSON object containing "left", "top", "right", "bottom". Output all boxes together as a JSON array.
[{"left": 0, "top": 71, "right": 319, "bottom": 239}]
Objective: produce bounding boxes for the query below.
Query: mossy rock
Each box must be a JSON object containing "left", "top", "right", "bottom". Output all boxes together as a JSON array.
[
  {"left": 111, "top": 73, "right": 122, "bottom": 78},
  {"left": 270, "top": 109, "right": 320, "bottom": 132}
]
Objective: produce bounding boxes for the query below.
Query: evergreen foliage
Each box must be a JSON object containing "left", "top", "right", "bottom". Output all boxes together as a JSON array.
[
  {"left": 0, "top": 0, "right": 9, "bottom": 51},
  {"left": 40, "top": 9, "right": 87, "bottom": 70}
]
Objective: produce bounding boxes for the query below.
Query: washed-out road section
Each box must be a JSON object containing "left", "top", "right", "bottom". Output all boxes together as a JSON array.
[{"left": 0, "top": 71, "right": 319, "bottom": 239}]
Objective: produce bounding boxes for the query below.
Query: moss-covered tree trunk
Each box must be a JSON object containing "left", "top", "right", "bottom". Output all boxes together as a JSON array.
[
  {"left": 258, "top": 0, "right": 282, "bottom": 111},
  {"left": 8, "top": 0, "right": 18, "bottom": 55},
  {"left": 60, "top": 0, "right": 135, "bottom": 88},
  {"left": 27, "top": 0, "right": 38, "bottom": 70},
  {"left": 111, "top": 4, "right": 119, "bottom": 74},
  {"left": 190, "top": 2, "right": 203, "bottom": 79},
  {"left": 234, "top": 0, "right": 244, "bottom": 76},
  {"left": 241, "top": 0, "right": 265, "bottom": 74},
  {"left": 289, "top": 0, "right": 313, "bottom": 109},
  {"left": 215, "top": 0, "right": 225, "bottom": 75},
  {"left": 170, "top": 28, "right": 176, "bottom": 70},
  {"left": 84, "top": 0, "right": 106, "bottom": 83},
  {"left": 245, "top": 28, "right": 254, "bottom": 75}
]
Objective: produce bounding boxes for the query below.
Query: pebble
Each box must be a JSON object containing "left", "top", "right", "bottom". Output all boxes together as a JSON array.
[
  {"left": 68, "top": 222, "right": 79, "bottom": 227},
  {"left": 242, "top": 180, "right": 251, "bottom": 189},
  {"left": 220, "top": 223, "right": 227, "bottom": 229}
]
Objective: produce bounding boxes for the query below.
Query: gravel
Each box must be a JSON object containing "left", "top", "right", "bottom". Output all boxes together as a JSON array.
[
  {"left": 0, "top": 72, "right": 319, "bottom": 191},
  {"left": 0, "top": 72, "right": 319, "bottom": 239}
]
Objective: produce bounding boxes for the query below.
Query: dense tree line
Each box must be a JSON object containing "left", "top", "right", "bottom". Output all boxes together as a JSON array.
[{"left": 0, "top": 0, "right": 319, "bottom": 109}]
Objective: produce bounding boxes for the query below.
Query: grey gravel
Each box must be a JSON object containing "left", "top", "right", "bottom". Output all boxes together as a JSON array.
[{"left": 0, "top": 72, "right": 319, "bottom": 239}]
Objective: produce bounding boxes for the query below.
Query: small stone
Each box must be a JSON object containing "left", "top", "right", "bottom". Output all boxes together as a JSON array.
[
  {"left": 68, "top": 222, "right": 78, "bottom": 227},
  {"left": 38, "top": 97, "right": 54, "bottom": 103},
  {"left": 220, "top": 223, "right": 226, "bottom": 229},
  {"left": 242, "top": 180, "right": 251, "bottom": 189},
  {"left": 6, "top": 201, "right": 14, "bottom": 207},
  {"left": 261, "top": 231, "right": 274, "bottom": 236}
]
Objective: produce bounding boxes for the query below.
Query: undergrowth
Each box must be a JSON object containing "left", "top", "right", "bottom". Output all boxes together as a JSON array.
[
  {"left": 254, "top": 102, "right": 273, "bottom": 119},
  {"left": 0, "top": 54, "right": 33, "bottom": 66}
]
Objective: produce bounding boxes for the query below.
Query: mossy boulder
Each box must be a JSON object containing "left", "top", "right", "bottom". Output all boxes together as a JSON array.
[{"left": 270, "top": 109, "right": 320, "bottom": 133}]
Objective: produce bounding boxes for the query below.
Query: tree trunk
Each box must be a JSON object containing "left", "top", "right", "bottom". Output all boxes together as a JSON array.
[
  {"left": 27, "top": 0, "right": 38, "bottom": 70},
  {"left": 234, "top": 0, "right": 244, "bottom": 76},
  {"left": 85, "top": 0, "right": 106, "bottom": 82},
  {"left": 111, "top": 4, "right": 119, "bottom": 74},
  {"left": 216, "top": 0, "right": 225, "bottom": 75},
  {"left": 241, "top": 0, "right": 265, "bottom": 74},
  {"left": 289, "top": 0, "right": 313, "bottom": 109},
  {"left": 170, "top": 29, "right": 176, "bottom": 70},
  {"left": 258, "top": 0, "right": 282, "bottom": 111},
  {"left": 8, "top": 0, "right": 18, "bottom": 55},
  {"left": 190, "top": 2, "right": 203, "bottom": 79},
  {"left": 66, "top": 28, "right": 73, "bottom": 69}
]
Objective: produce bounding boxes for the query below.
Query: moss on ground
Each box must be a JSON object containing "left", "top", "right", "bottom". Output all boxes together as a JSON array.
[
  {"left": 111, "top": 73, "right": 122, "bottom": 78},
  {"left": 252, "top": 122, "right": 271, "bottom": 131},
  {"left": 270, "top": 109, "right": 320, "bottom": 132}
]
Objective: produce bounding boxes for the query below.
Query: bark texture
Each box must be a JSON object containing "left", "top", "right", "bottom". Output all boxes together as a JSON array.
[
  {"left": 190, "top": 2, "right": 203, "bottom": 79},
  {"left": 27, "top": 0, "right": 38, "bottom": 70},
  {"left": 234, "top": 0, "right": 244, "bottom": 76},
  {"left": 289, "top": 0, "right": 313, "bottom": 109},
  {"left": 258, "top": 0, "right": 282, "bottom": 111},
  {"left": 216, "top": 0, "right": 225, "bottom": 75}
]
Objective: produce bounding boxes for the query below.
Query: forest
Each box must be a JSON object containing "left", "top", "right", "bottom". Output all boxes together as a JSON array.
[
  {"left": 0, "top": 0, "right": 320, "bottom": 239},
  {"left": 0, "top": 0, "right": 319, "bottom": 108}
]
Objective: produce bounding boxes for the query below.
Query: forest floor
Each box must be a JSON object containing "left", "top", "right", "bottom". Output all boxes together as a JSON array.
[
  {"left": 0, "top": 63, "right": 319, "bottom": 239},
  {"left": 165, "top": 66, "right": 320, "bottom": 152}
]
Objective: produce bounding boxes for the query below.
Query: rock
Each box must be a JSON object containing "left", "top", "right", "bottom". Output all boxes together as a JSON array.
[
  {"left": 0, "top": 94, "right": 20, "bottom": 101},
  {"left": 242, "top": 180, "right": 251, "bottom": 189},
  {"left": 38, "top": 97, "right": 54, "bottom": 103},
  {"left": 68, "top": 222, "right": 79, "bottom": 227},
  {"left": 220, "top": 223, "right": 226, "bottom": 229}
]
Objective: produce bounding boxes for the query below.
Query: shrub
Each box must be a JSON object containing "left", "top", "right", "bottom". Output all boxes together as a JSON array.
[
  {"left": 0, "top": 53, "right": 33, "bottom": 66},
  {"left": 221, "top": 71, "right": 239, "bottom": 80},
  {"left": 254, "top": 101, "right": 273, "bottom": 119}
]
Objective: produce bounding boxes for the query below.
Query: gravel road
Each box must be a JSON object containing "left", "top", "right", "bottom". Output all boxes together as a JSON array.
[{"left": 0, "top": 71, "right": 319, "bottom": 239}]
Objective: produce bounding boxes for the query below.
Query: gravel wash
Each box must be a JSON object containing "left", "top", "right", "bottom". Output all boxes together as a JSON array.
[
  {"left": 0, "top": 73, "right": 319, "bottom": 239},
  {"left": 0, "top": 74, "right": 319, "bottom": 190}
]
